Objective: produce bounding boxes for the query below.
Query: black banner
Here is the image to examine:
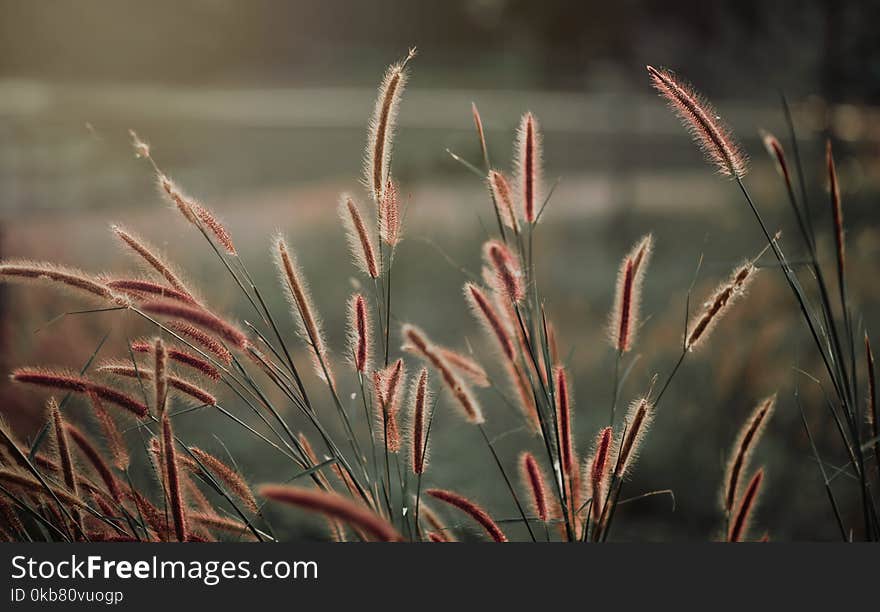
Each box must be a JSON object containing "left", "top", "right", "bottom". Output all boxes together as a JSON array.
[{"left": 0, "top": 543, "right": 870, "bottom": 609}]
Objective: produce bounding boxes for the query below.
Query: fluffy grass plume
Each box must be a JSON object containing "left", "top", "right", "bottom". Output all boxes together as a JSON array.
[
  {"left": 260, "top": 485, "right": 402, "bottom": 542},
  {"left": 483, "top": 240, "right": 525, "bottom": 304},
  {"left": 587, "top": 427, "right": 613, "bottom": 523},
  {"left": 515, "top": 112, "right": 542, "bottom": 223},
  {"left": 647, "top": 65, "right": 747, "bottom": 179},
  {"left": 0, "top": 261, "right": 120, "bottom": 304},
  {"left": 686, "top": 262, "right": 757, "bottom": 351},
  {"left": 11, "top": 368, "right": 148, "bottom": 418},
  {"left": 723, "top": 395, "right": 775, "bottom": 512},
  {"left": 408, "top": 368, "right": 431, "bottom": 475},
  {"left": 161, "top": 414, "right": 188, "bottom": 542},
  {"left": 615, "top": 397, "right": 654, "bottom": 479},
  {"left": 112, "top": 225, "right": 193, "bottom": 298},
  {"left": 520, "top": 452, "right": 551, "bottom": 522},
  {"left": 274, "top": 236, "right": 334, "bottom": 383},
  {"left": 140, "top": 299, "right": 248, "bottom": 350},
  {"left": 488, "top": 170, "right": 520, "bottom": 232},
  {"left": 340, "top": 195, "right": 380, "bottom": 278},
  {"left": 609, "top": 234, "right": 653, "bottom": 353},
  {"left": 426, "top": 488, "right": 508, "bottom": 542},
  {"left": 346, "top": 293, "right": 372, "bottom": 374},
  {"left": 364, "top": 48, "right": 416, "bottom": 203},
  {"left": 402, "top": 324, "right": 484, "bottom": 424},
  {"left": 728, "top": 468, "right": 764, "bottom": 542}
]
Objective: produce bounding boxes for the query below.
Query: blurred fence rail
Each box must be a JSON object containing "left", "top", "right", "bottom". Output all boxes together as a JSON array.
[{"left": 1, "top": 79, "right": 878, "bottom": 218}]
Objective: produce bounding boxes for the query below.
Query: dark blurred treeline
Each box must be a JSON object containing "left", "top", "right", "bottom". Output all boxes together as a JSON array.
[{"left": 1, "top": 0, "right": 878, "bottom": 101}]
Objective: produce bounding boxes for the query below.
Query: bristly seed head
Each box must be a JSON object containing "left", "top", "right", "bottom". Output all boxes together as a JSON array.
[
  {"left": 373, "top": 359, "right": 406, "bottom": 453},
  {"left": 483, "top": 240, "right": 525, "bottom": 304},
  {"left": 274, "top": 236, "right": 334, "bottom": 385},
  {"left": 409, "top": 368, "right": 431, "bottom": 475},
  {"left": 520, "top": 452, "right": 551, "bottom": 522},
  {"left": 686, "top": 261, "right": 758, "bottom": 351},
  {"left": 487, "top": 170, "right": 520, "bottom": 232},
  {"left": 401, "top": 323, "right": 484, "bottom": 424},
  {"left": 346, "top": 293, "right": 371, "bottom": 374},
  {"left": 616, "top": 397, "right": 654, "bottom": 478},
  {"left": 11, "top": 367, "right": 148, "bottom": 418},
  {"left": 647, "top": 65, "right": 748, "bottom": 179},
  {"left": 723, "top": 395, "right": 775, "bottom": 512},
  {"left": 515, "top": 112, "right": 542, "bottom": 223},
  {"left": 364, "top": 49, "right": 416, "bottom": 203},
  {"left": 609, "top": 234, "right": 653, "bottom": 353},
  {"left": 588, "top": 426, "right": 613, "bottom": 523},
  {"left": 464, "top": 282, "right": 515, "bottom": 362},
  {"left": 340, "top": 194, "right": 380, "bottom": 278},
  {"left": 379, "top": 179, "right": 402, "bottom": 247},
  {"left": 728, "top": 468, "right": 764, "bottom": 542}
]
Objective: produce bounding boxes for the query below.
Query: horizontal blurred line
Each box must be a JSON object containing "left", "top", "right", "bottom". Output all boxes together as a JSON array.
[{"left": 0, "top": 79, "right": 876, "bottom": 142}]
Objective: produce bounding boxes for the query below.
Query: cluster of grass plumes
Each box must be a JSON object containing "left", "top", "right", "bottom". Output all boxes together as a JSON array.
[
  {"left": 1, "top": 52, "right": 861, "bottom": 543},
  {"left": 649, "top": 65, "right": 880, "bottom": 540}
]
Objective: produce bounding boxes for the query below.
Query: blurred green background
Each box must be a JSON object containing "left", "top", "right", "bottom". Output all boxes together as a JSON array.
[{"left": 1, "top": 0, "right": 879, "bottom": 541}]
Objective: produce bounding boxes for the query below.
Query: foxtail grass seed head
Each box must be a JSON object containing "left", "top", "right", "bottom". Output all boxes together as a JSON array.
[
  {"left": 161, "top": 414, "right": 187, "bottom": 542},
  {"left": 760, "top": 130, "right": 791, "bottom": 185},
  {"left": 616, "top": 397, "right": 654, "bottom": 478},
  {"left": 827, "top": 140, "right": 845, "bottom": 281},
  {"left": 158, "top": 174, "right": 198, "bottom": 224},
  {"left": 347, "top": 293, "right": 372, "bottom": 373},
  {"left": 154, "top": 338, "right": 168, "bottom": 416},
  {"left": 647, "top": 66, "right": 748, "bottom": 179},
  {"left": 111, "top": 226, "right": 193, "bottom": 298},
  {"left": 340, "top": 195, "right": 380, "bottom": 278},
  {"left": 365, "top": 49, "right": 416, "bottom": 203},
  {"left": 65, "top": 423, "right": 123, "bottom": 503},
  {"left": 49, "top": 399, "right": 77, "bottom": 495},
  {"left": 409, "top": 368, "right": 431, "bottom": 475},
  {"left": 189, "top": 447, "right": 258, "bottom": 513},
  {"left": 426, "top": 488, "right": 508, "bottom": 542},
  {"left": 588, "top": 427, "right": 613, "bottom": 523},
  {"left": 105, "top": 278, "right": 196, "bottom": 305},
  {"left": 401, "top": 324, "right": 484, "bottom": 424},
  {"left": 192, "top": 203, "right": 237, "bottom": 255},
  {"left": 435, "top": 346, "right": 490, "bottom": 388},
  {"left": 260, "top": 485, "right": 402, "bottom": 542},
  {"left": 88, "top": 392, "right": 130, "bottom": 471},
  {"left": 141, "top": 300, "right": 248, "bottom": 350},
  {"left": 728, "top": 468, "right": 764, "bottom": 542},
  {"left": 98, "top": 363, "right": 217, "bottom": 407},
  {"left": 515, "top": 112, "right": 542, "bottom": 223},
  {"left": 168, "top": 321, "right": 233, "bottom": 365},
  {"left": 274, "top": 236, "right": 334, "bottom": 384},
  {"left": 520, "top": 452, "right": 550, "bottom": 522},
  {"left": 464, "top": 282, "right": 515, "bottom": 362},
  {"left": 723, "top": 395, "right": 775, "bottom": 512},
  {"left": 609, "top": 234, "right": 653, "bottom": 353},
  {"left": 555, "top": 367, "right": 575, "bottom": 476},
  {"left": 11, "top": 368, "right": 148, "bottom": 418},
  {"left": 131, "top": 339, "right": 220, "bottom": 381},
  {"left": 0, "top": 261, "right": 122, "bottom": 304},
  {"left": 483, "top": 240, "right": 525, "bottom": 304},
  {"left": 373, "top": 359, "right": 406, "bottom": 453},
  {"left": 488, "top": 170, "right": 519, "bottom": 232},
  {"left": 379, "top": 179, "right": 402, "bottom": 247},
  {"left": 686, "top": 262, "right": 757, "bottom": 351}
]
